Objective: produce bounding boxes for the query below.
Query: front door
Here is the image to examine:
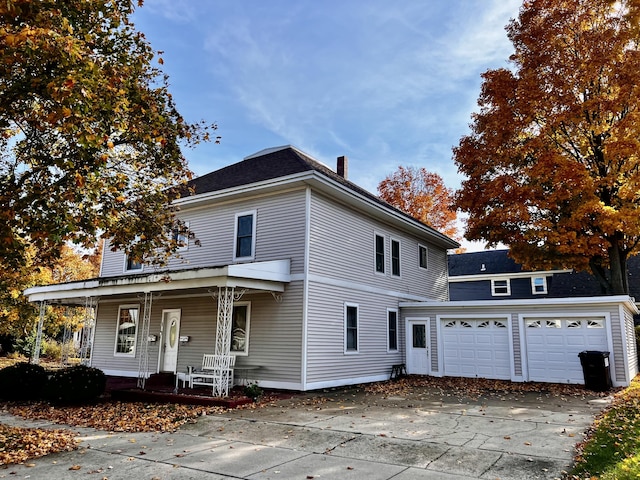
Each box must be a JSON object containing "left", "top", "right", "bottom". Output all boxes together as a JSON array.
[
  {"left": 162, "top": 309, "right": 181, "bottom": 373},
  {"left": 406, "top": 318, "right": 430, "bottom": 375}
]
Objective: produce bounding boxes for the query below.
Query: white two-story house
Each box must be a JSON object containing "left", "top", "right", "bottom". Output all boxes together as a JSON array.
[{"left": 25, "top": 146, "right": 458, "bottom": 392}]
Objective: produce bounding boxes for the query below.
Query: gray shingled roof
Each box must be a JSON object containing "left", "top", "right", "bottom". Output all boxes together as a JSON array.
[{"left": 185, "top": 145, "right": 458, "bottom": 247}]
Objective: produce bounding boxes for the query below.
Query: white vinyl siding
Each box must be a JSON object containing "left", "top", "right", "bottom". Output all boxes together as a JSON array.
[
  {"left": 308, "top": 192, "right": 449, "bottom": 301},
  {"left": 100, "top": 188, "right": 307, "bottom": 277}
]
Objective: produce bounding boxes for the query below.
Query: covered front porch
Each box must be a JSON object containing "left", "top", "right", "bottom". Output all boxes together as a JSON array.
[{"left": 25, "top": 260, "right": 291, "bottom": 397}]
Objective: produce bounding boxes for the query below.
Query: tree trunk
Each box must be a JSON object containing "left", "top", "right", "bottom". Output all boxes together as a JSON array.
[{"left": 608, "top": 237, "right": 629, "bottom": 295}]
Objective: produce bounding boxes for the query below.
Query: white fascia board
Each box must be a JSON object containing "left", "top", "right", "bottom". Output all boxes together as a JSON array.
[
  {"left": 25, "top": 260, "right": 291, "bottom": 302},
  {"left": 400, "top": 295, "right": 639, "bottom": 313},
  {"left": 448, "top": 269, "right": 572, "bottom": 282}
]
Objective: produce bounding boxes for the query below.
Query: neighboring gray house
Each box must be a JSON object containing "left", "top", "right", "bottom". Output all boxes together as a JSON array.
[{"left": 25, "top": 146, "right": 458, "bottom": 392}]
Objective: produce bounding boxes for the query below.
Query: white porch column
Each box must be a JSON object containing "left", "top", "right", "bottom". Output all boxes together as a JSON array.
[
  {"left": 31, "top": 301, "right": 47, "bottom": 365},
  {"left": 137, "top": 292, "right": 153, "bottom": 389},
  {"left": 78, "top": 297, "right": 97, "bottom": 366},
  {"left": 211, "top": 287, "right": 245, "bottom": 397}
]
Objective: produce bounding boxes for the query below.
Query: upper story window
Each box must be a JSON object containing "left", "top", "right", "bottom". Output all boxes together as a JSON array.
[
  {"left": 391, "top": 239, "right": 400, "bottom": 277},
  {"left": 231, "top": 303, "right": 251, "bottom": 355},
  {"left": 234, "top": 211, "right": 256, "bottom": 261},
  {"left": 344, "top": 303, "right": 359, "bottom": 353},
  {"left": 387, "top": 309, "right": 398, "bottom": 352},
  {"left": 531, "top": 276, "right": 547, "bottom": 294},
  {"left": 491, "top": 278, "right": 511, "bottom": 296},
  {"left": 172, "top": 221, "right": 189, "bottom": 251},
  {"left": 124, "top": 255, "right": 143, "bottom": 272},
  {"left": 375, "top": 234, "right": 385, "bottom": 273},
  {"left": 419, "top": 244, "right": 428, "bottom": 270},
  {"left": 114, "top": 305, "right": 139, "bottom": 356}
]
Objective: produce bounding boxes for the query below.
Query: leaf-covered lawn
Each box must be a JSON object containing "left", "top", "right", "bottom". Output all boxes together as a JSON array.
[
  {"left": 6, "top": 400, "right": 225, "bottom": 433},
  {"left": 569, "top": 376, "right": 640, "bottom": 479},
  {"left": 0, "top": 423, "right": 78, "bottom": 465}
]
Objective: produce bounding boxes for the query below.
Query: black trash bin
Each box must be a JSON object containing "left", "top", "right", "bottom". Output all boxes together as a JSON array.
[{"left": 578, "top": 350, "right": 612, "bottom": 392}]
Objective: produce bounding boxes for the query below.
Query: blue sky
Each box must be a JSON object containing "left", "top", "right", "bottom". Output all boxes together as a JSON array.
[{"left": 133, "top": 1, "right": 522, "bottom": 248}]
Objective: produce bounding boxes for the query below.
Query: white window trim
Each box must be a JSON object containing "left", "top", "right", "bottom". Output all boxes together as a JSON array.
[
  {"left": 123, "top": 254, "right": 143, "bottom": 273},
  {"left": 390, "top": 238, "right": 401, "bottom": 277},
  {"left": 344, "top": 302, "right": 360, "bottom": 354},
  {"left": 114, "top": 304, "right": 140, "bottom": 357},
  {"left": 374, "top": 232, "right": 385, "bottom": 275},
  {"left": 531, "top": 276, "right": 548, "bottom": 294},
  {"left": 387, "top": 308, "right": 399, "bottom": 352},
  {"left": 233, "top": 210, "right": 257, "bottom": 262},
  {"left": 491, "top": 278, "right": 511, "bottom": 296},
  {"left": 418, "top": 244, "right": 428, "bottom": 270},
  {"left": 230, "top": 301, "right": 251, "bottom": 356}
]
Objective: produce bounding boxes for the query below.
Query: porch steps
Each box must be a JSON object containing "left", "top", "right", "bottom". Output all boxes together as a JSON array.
[{"left": 145, "top": 372, "right": 176, "bottom": 391}]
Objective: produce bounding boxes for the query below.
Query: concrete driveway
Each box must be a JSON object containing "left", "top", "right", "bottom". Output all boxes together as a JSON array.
[{"left": 1, "top": 384, "right": 611, "bottom": 480}]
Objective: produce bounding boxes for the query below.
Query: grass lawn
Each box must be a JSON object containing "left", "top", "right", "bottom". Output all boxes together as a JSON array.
[{"left": 570, "top": 375, "right": 640, "bottom": 479}]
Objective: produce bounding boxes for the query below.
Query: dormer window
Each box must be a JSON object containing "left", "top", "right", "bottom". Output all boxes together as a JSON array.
[
  {"left": 532, "top": 276, "right": 547, "bottom": 294},
  {"left": 491, "top": 279, "right": 510, "bottom": 296}
]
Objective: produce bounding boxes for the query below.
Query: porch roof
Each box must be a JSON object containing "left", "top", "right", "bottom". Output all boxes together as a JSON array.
[{"left": 24, "top": 259, "right": 290, "bottom": 305}]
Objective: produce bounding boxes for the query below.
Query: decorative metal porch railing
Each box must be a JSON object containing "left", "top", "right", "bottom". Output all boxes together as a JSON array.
[
  {"left": 31, "top": 300, "right": 47, "bottom": 365},
  {"left": 78, "top": 296, "right": 97, "bottom": 366},
  {"left": 137, "top": 292, "right": 153, "bottom": 389}
]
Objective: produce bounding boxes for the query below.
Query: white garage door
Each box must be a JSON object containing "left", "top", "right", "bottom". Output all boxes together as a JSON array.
[
  {"left": 442, "top": 318, "right": 511, "bottom": 380},
  {"left": 525, "top": 317, "right": 608, "bottom": 384}
]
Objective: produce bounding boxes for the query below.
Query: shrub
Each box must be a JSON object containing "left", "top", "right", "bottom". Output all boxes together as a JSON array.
[
  {"left": 43, "top": 365, "right": 106, "bottom": 405},
  {"left": 0, "top": 362, "right": 48, "bottom": 400},
  {"left": 244, "top": 383, "right": 263, "bottom": 401},
  {"left": 41, "top": 338, "right": 62, "bottom": 361}
]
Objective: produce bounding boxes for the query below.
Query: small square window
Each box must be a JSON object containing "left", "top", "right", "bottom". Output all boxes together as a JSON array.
[
  {"left": 419, "top": 245, "right": 428, "bottom": 269},
  {"left": 491, "top": 279, "right": 510, "bottom": 296},
  {"left": 125, "top": 255, "right": 143, "bottom": 272},
  {"left": 172, "top": 221, "right": 189, "bottom": 251},
  {"left": 531, "top": 276, "right": 547, "bottom": 294}
]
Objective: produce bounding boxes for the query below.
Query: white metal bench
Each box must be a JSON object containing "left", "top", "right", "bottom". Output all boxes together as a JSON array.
[{"left": 189, "top": 354, "right": 235, "bottom": 394}]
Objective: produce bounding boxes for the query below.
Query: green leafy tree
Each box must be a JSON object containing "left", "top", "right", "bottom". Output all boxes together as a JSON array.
[
  {"left": 454, "top": 0, "right": 640, "bottom": 295},
  {"left": 0, "top": 0, "right": 215, "bottom": 280}
]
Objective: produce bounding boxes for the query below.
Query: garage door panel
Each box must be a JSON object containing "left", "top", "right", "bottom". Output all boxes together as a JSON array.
[
  {"left": 526, "top": 317, "right": 608, "bottom": 384},
  {"left": 442, "top": 319, "right": 511, "bottom": 380}
]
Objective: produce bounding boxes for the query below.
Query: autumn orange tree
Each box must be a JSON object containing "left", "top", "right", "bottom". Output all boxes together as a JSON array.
[
  {"left": 0, "top": 244, "right": 100, "bottom": 342},
  {"left": 454, "top": 0, "right": 640, "bottom": 295},
  {"left": 378, "top": 166, "right": 460, "bottom": 240},
  {"left": 0, "top": 0, "right": 214, "bottom": 282}
]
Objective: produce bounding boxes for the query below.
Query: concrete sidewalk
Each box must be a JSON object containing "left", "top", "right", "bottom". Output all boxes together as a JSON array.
[{"left": 0, "top": 387, "right": 611, "bottom": 480}]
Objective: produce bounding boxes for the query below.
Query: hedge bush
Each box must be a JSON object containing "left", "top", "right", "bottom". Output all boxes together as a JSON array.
[
  {"left": 0, "top": 362, "right": 48, "bottom": 400},
  {"left": 43, "top": 364, "right": 106, "bottom": 405}
]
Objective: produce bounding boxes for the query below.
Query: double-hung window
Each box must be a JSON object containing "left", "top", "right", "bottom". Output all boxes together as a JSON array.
[
  {"left": 391, "top": 239, "right": 400, "bottom": 277},
  {"left": 124, "top": 255, "right": 143, "bottom": 272},
  {"left": 375, "top": 234, "right": 385, "bottom": 273},
  {"left": 172, "top": 221, "right": 189, "bottom": 251},
  {"left": 234, "top": 211, "right": 256, "bottom": 261},
  {"left": 114, "top": 305, "right": 139, "bottom": 356},
  {"left": 230, "top": 303, "right": 250, "bottom": 355},
  {"left": 531, "top": 276, "right": 547, "bottom": 294},
  {"left": 387, "top": 309, "right": 398, "bottom": 351},
  {"left": 418, "top": 244, "right": 428, "bottom": 269},
  {"left": 344, "top": 303, "right": 359, "bottom": 353},
  {"left": 491, "top": 278, "right": 511, "bottom": 296}
]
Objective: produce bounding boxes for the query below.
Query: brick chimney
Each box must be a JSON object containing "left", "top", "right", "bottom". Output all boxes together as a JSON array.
[{"left": 337, "top": 155, "right": 348, "bottom": 179}]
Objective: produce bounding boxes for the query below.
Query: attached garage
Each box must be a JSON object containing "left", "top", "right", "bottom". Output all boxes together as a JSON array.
[
  {"left": 524, "top": 316, "right": 608, "bottom": 384},
  {"left": 400, "top": 296, "right": 638, "bottom": 388},
  {"left": 441, "top": 318, "right": 511, "bottom": 380}
]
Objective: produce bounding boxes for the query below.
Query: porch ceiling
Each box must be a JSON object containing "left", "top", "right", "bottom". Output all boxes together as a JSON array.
[{"left": 24, "top": 259, "right": 290, "bottom": 305}]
